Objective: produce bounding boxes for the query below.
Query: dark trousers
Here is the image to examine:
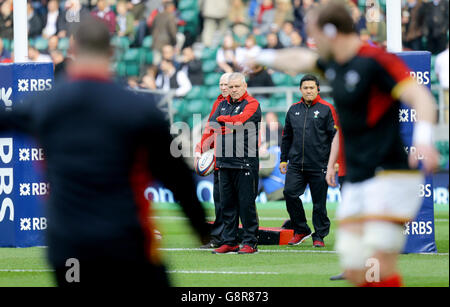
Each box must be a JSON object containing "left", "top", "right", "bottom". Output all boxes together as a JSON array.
[
  {"left": 283, "top": 165, "right": 330, "bottom": 241},
  {"left": 210, "top": 170, "right": 224, "bottom": 244},
  {"left": 219, "top": 168, "right": 259, "bottom": 247}
]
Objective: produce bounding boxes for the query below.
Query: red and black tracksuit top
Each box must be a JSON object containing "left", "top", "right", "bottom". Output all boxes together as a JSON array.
[
  {"left": 281, "top": 95, "right": 338, "bottom": 172},
  {"left": 210, "top": 92, "right": 262, "bottom": 170}
]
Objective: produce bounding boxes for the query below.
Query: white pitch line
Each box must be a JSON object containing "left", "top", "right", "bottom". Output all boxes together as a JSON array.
[
  {"left": 159, "top": 248, "right": 449, "bottom": 256},
  {"left": 0, "top": 268, "right": 278, "bottom": 275},
  {"left": 0, "top": 269, "right": 54, "bottom": 272},
  {"left": 167, "top": 270, "right": 279, "bottom": 275},
  {"left": 153, "top": 216, "right": 449, "bottom": 222}
]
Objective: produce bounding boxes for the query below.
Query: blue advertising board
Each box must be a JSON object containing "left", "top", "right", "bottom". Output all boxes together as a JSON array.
[
  {"left": 0, "top": 62, "right": 53, "bottom": 247},
  {"left": 397, "top": 51, "right": 437, "bottom": 253}
]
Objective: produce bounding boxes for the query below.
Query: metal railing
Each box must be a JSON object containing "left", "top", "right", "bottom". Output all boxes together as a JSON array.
[{"left": 131, "top": 84, "right": 448, "bottom": 133}]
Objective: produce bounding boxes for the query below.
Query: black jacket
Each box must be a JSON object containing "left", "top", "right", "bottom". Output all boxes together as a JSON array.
[
  {"left": 281, "top": 95, "right": 338, "bottom": 171},
  {"left": 211, "top": 92, "right": 261, "bottom": 170}
]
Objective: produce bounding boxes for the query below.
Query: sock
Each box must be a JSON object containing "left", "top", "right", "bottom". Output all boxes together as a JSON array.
[{"left": 359, "top": 273, "right": 403, "bottom": 287}]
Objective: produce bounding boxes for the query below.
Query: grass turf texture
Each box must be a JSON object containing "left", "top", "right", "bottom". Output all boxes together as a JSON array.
[{"left": 0, "top": 202, "right": 448, "bottom": 287}]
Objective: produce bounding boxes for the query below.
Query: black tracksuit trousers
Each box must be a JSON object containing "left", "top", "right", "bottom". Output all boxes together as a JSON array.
[
  {"left": 210, "top": 170, "right": 224, "bottom": 245},
  {"left": 219, "top": 168, "right": 259, "bottom": 247},
  {"left": 283, "top": 164, "right": 330, "bottom": 241}
]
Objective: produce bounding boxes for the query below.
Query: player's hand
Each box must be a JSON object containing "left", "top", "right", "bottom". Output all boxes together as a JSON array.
[
  {"left": 408, "top": 144, "right": 440, "bottom": 174},
  {"left": 279, "top": 162, "right": 288, "bottom": 174},
  {"left": 194, "top": 152, "right": 201, "bottom": 174},
  {"left": 326, "top": 166, "right": 337, "bottom": 187}
]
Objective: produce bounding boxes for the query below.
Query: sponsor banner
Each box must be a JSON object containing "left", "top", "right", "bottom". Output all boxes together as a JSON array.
[
  {"left": 433, "top": 171, "right": 449, "bottom": 207},
  {"left": 0, "top": 63, "right": 53, "bottom": 247},
  {"left": 397, "top": 51, "right": 437, "bottom": 253}
]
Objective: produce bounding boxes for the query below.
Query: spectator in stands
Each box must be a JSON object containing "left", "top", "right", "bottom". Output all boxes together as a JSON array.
[
  {"left": 278, "top": 21, "right": 295, "bottom": 47},
  {"left": 181, "top": 46, "right": 204, "bottom": 86},
  {"left": 0, "top": 0, "right": 13, "bottom": 40},
  {"left": 42, "top": 0, "right": 66, "bottom": 39},
  {"left": 228, "top": 0, "right": 249, "bottom": 39},
  {"left": 28, "top": 45, "right": 53, "bottom": 62},
  {"left": 140, "top": 65, "right": 158, "bottom": 90},
  {"left": 273, "top": 0, "right": 294, "bottom": 30},
  {"left": 435, "top": 44, "right": 449, "bottom": 123},
  {"left": 91, "top": 0, "right": 116, "bottom": 34},
  {"left": 348, "top": 0, "right": 366, "bottom": 34},
  {"left": 151, "top": 0, "right": 178, "bottom": 65},
  {"left": 365, "top": 3, "right": 387, "bottom": 46},
  {"left": 402, "top": 0, "right": 425, "bottom": 51},
  {"left": 50, "top": 49, "right": 67, "bottom": 81},
  {"left": 263, "top": 111, "right": 283, "bottom": 147},
  {"left": 155, "top": 59, "right": 192, "bottom": 97},
  {"left": 246, "top": 64, "right": 274, "bottom": 98},
  {"left": 292, "top": 0, "right": 315, "bottom": 42},
  {"left": 216, "top": 34, "right": 240, "bottom": 73},
  {"left": 236, "top": 35, "right": 261, "bottom": 70},
  {"left": 422, "top": 0, "right": 449, "bottom": 54},
  {"left": 0, "top": 37, "right": 11, "bottom": 62},
  {"left": 161, "top": 44, "right": 180, "bottom": 69},
  {"left": 60, "top": 0, "right": 91, "bottom": 38},
  {"left": 265, "top": 32, "right": 283, "bottom": 50},
  {"left": 128, "top": 0, "right": 147, "bottom": 22},
  {"left": 46, "top": 35, "right": 59, "bottom": 55},
  {"left": 252, "top": 0, "right": 275, "bottom": 36},
  {"left": 290, "top": 30, "right": 304, "bottom": 48},
  {"left": 127, "top": 76, "right": 140, "bottom": 90},
  {"left": 116, "top": 0, "right": 135, "bottom": 42},
  {"left": 200, "top": 0, "right": 230, "bottom": 48},
  {"left": 27, "top": 1, "right": 44, "bottom": 39}
]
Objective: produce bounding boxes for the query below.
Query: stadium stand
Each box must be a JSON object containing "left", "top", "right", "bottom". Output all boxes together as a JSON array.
[{"left": 0, "top": 0, "right": 447, "bottom": 170}]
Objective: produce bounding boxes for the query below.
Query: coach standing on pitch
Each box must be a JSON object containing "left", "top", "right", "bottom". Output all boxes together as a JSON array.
[
  {"left": 280, "top": 74, "right": 339, "bottom": 248},
  {"left": 0, "top": 18, "right": 210, "bottom": 286},
  {"left": 195, "top": 72, "right": 232, "bottom": 248},
  {"left": 210, "top": 72, "right": 261, "bottom": 254}
]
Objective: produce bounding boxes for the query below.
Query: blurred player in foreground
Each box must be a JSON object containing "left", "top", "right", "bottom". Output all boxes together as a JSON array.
[
  {"left": 195, "top": 72, "right": 232, "bottom": 248},
  {"left": 249, "top": 2, "right": 439, "bottom": 286},
  {"left": 0, "top": 18, "right": 210, "bottom": 286}
]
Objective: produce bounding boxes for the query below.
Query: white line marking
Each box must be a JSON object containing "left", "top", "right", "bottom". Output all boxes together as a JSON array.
[
  {"left": 159, "top": 248, "right": 449, "bottom": 256},
  {"left": 153, "top": 216, "right": 449, "bottom": 222},
  {"left": 167, "top": 270, "right": 279, "bottom": 275},
  {"left": 0, "top": 269, "right": 54, "bottom": 272}
]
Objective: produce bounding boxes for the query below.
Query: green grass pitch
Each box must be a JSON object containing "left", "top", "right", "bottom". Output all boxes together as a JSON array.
[{"left": 0, "top": 202, "right": 448, "bottom": 287}]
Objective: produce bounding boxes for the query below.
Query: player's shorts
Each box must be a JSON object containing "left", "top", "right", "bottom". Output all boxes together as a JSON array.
[{"left": 336, "top": 170, "right": 424, "bottom": 225}]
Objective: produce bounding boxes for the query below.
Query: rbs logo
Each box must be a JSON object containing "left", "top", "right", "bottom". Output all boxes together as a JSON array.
[
  {"left": 18, "top": 78, "right": 52, "bottom": 92},
  {"left": 410, "top": 71, "right": 430, "bottom": 85},
  {"left": 404, "top": 221, "right": 433, "bottom": 235},
  {"left": 0, "top": 138, "right": 14, "bottom": 223}
]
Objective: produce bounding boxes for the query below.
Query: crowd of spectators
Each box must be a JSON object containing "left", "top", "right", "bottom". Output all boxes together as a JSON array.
[{"left": 0, "top": 0, "right": 449, "bottom": 95}]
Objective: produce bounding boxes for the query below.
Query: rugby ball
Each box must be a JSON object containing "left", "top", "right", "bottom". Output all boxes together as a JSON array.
[{"left": 196, "top": 149, "right": 215, "bottom": 176}]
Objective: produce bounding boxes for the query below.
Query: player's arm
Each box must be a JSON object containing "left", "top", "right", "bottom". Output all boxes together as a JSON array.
[
  {"left": 251, "top": 48, "right": 320, "bottom": 75},
  {"left": 146, "top": 108, "right": 210, "bottom": 244},
  {"left": 195, "top": 97, "right": 222, "bottom": 157},
  {"left": 216, "top": 99, "right": 260, "bottom": 125},
  {"left": 326, "top": 133, "right": 339, "bottom": 187},
  {"left": 325, "top": 104, "right": 340, "bottom": 186},
  {"left": 395, "top": 81, "right": 440, "bottom": 173},
  {"left": 376, "top": 51, "right": 439, "bottom": 174}
]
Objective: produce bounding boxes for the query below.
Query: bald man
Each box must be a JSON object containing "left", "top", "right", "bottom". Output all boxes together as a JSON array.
[{"left": 195, "top": 72, "right": 232, "bottom": 248}]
